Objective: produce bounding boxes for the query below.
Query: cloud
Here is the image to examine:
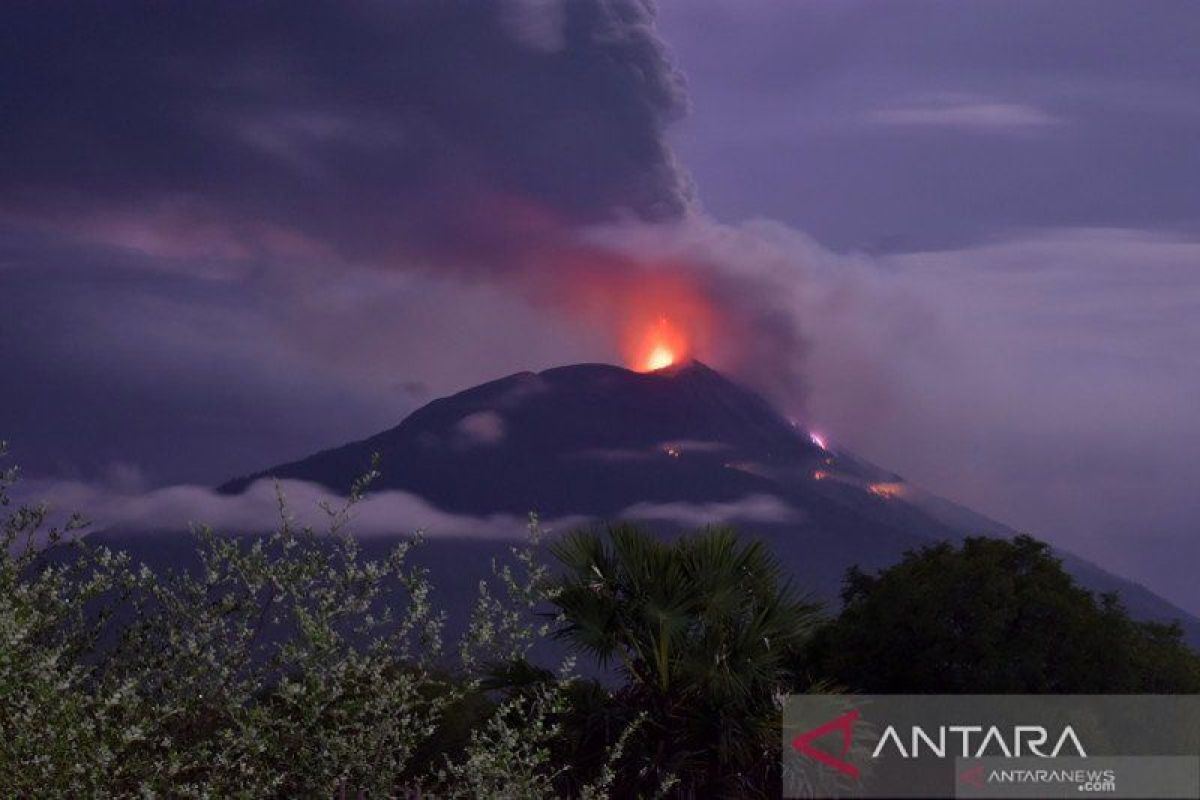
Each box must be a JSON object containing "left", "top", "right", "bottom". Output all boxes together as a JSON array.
[
  {"left": 17, "top": 476, "right": 582, "bottom": 540},
  {"left": 1, "top": 0, "right": 691, "bottom": 266},
  {"left": 819, "top": 227, "right": 1200, "bottom": 614},
  {"left": 659, "top": 2, "right": 1200, "bottom": 251},
  {"left": 621, "top": 494, "right": 801, "bottom": 527},
  {"left": 499, "top": 0, "right": 568, "bottom": 53},
  {"left": 18, "top": 477, "right": 801, "bottom": 542},
  {"left": 869, "top": 98, "right": 1061, "bottom": 133},
  {"left": 454, "top": 411, "right": 507, "bottom": 448}
]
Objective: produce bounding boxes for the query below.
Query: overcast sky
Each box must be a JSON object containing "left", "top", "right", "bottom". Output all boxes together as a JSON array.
[
  {"left": 3, "top": 1, "right": 1198, "bottom": 613},
  {"left": 655, "top": 1, "right": 1200, "bottom": 613}
]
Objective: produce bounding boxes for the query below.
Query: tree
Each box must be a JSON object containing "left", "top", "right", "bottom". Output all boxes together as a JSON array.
[
  {"left": 548, "top": 524, "right": 821, "bottom": 798},
  {"left": 807, "top": 534, "right": 1200, "bottom": 693}
]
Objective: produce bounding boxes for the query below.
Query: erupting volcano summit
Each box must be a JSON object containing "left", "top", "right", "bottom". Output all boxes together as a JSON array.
[{"left": 630, "top": 317, "right": 690, "bottom": 372}]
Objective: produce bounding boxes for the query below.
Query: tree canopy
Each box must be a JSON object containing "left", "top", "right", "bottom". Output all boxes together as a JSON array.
[
  {"left": 807, "top": 534, "right": 1200, "bottom": 693},
  {"left": 549, "top": 524, "right": 822, "bottom": 798}
]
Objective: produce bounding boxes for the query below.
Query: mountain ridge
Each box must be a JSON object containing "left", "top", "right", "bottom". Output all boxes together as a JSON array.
[{"left": 212, "top": 359, "right": 1200, "bottom": 645}]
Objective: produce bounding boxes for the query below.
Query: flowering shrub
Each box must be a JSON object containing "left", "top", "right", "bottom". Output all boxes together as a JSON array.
[{"left": 0, "top": 446, "right": 637, "bottom": 797}]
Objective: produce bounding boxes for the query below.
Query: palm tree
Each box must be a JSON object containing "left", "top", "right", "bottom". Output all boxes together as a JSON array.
[{"left": 549, "top": 524, "right": 821, "bottom": 798}]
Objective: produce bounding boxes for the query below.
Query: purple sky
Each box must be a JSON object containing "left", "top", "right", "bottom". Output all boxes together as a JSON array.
[
  {"left": 657, "top": 1, "right": 1200, "bottom": 613},
  {"left": 3, "top": 1, "right": 1198, "bottom": 613}
]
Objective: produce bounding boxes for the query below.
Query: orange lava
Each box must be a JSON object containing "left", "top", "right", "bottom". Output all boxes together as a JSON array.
[
  {"left": 632, "top": 316, "right": 690, "bottom": 372},
  {"left": 526, "top": 246, "right": 717, "bottom": 373},
  {"left": 606, "top": 270, "right": 713, "bottom": 373},
  {"left": 868, "top": 482, "right": 906, "bottom": 499},
  {"left": 645, "top": 344, "right": 676, "bottom": 371}
]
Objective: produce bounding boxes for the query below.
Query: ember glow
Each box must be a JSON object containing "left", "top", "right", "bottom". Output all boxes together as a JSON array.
[
  {"left": 595, "top": 269, "right": 715, "bottom": 374},
  {"left": 646, "top": 343, "right": 677, "bottom": 371},
  {"left": 810, "top": 432, "right": 828, "bottom": 450},
  {"left": 868, "top": 482, "right": 906, "bottom": 499},
  {"left": 631, "top": 316, "right": 689, "bottom": 372}
]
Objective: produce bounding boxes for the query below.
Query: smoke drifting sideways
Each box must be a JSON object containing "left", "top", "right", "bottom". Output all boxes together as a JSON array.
[
  {"left": 0, "top": 0, "right": 820, "bottom": 418},
  {"left": 1, "top": 0, "right": 691, "bottom": 261}
]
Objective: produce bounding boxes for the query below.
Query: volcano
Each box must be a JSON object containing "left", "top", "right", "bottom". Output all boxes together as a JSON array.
[{"left": 210, "top": 361, "right": 1200, "bottom": 644}]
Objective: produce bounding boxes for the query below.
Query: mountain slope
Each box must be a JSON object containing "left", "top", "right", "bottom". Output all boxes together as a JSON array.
[
  {"left": 222, "top": 362, "right": 815, "bottom": 514},
  {"left": 216, "top": 360, "right": 1200, "bottom": 644}
]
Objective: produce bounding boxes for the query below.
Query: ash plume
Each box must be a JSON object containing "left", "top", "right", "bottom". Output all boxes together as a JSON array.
[
  {"left": 1, "top": 0, "right": 817, "bottom": 478},
  {"left": 1, "top": 0, "right": 692, "bottom": 264}
]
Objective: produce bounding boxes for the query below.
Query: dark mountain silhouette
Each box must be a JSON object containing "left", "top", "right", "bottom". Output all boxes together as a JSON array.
[
  {"left": 142, "top": 361, "right": 1200, "bottom": 645},
  {"left": 222, "top": 361, "right": 819, "bottom": 514}
]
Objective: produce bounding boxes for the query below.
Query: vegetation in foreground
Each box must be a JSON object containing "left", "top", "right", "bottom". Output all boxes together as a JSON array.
[{"left": 2, "top": 444, "right": 1198, "bottom": 798}]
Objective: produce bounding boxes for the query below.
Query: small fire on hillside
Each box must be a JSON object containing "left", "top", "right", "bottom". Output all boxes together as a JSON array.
[{"left": 868, "top": 482, "right": 906, "bottom": 499}]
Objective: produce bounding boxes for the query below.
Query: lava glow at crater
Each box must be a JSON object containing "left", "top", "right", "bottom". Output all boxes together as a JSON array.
[
  {"left": 630, "top": 316, "right": 690, "bottom": 372},
  {"left": 604, "top": 270, "right": 714, "bottom": 373},
  {"left": 645, "top": 344, "right": 676, "bottom": 371}
]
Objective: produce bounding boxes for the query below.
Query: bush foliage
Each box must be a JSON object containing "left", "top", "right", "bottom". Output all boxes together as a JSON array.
[{"left": 0, "top": 448, "right": 631, "bottom": 797}]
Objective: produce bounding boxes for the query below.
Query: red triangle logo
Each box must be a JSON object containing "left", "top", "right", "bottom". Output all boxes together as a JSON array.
[{"left": 791, "top": 708, "right": 861, "bottom": 780}]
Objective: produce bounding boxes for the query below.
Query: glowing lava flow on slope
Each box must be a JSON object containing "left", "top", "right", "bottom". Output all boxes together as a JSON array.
[{"left": 868, "top": 482, "right": 906, "bottom": 499}]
